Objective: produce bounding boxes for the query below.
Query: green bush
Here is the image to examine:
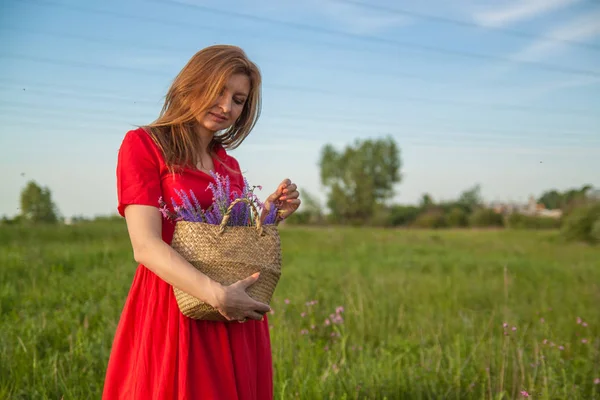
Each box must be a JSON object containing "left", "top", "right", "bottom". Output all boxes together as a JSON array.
[
  {"left": 412, "top": 209, "right": 446, "bottom": 229},
  {"left": 369, "top": 207, "right": 394, "bottom": 227},
  {"left": 284, "top": 211, "right": 312, "bottom": 225},
  {"left": 445, "top": 207, "right": 468, "bottom": 227},
  {"left": 560, "top": 202, "right": 600, "bottom": 244},
  {"left": 389, "top": 205, "right": 420, "bottom": 227},
  {"left": 284, "top": 210, "right": 326, "bottom": 226},
  {"left": 469, "top": 208, "right": 504, "bottom": 228},
  {"left": 592, "top": 219, "right": 600, "bottom": 243},
  {"left": 507, "top": 213, "right": 562, "bottom": 230}
]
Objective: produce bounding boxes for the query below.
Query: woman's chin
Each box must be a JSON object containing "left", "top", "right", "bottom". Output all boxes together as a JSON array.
[{"left": 200, "top": 120, "right": 231, "bottom": 133}]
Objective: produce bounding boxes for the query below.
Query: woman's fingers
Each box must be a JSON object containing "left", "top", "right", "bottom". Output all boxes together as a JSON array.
[
  {"left": 237, "top": 272, "right": 260, "bottom": 289},
  {"left": 282, "top": 183, "right": 296, "bottom": 193},
  {"left": 282, "top": 189, "right": 299, "bottom": 198},
  {"left": 245, "top": 311, "right": 265, "bottom": 321},
  {"left": 252, "top": 300, "right": 271, "bottom": 315}
]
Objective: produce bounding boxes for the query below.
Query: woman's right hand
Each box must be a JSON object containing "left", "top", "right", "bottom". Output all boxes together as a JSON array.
[{"left": 212, "top": 272, "right": 272, "bottom": 322}]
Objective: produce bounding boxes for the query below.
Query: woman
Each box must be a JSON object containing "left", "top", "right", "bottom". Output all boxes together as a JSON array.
[{"left": 102, "top": 45, "right": 301, "bottom": 400}]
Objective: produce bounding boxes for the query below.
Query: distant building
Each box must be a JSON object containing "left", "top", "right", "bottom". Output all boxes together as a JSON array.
[{"left": 491, "top": 195, "right": 562, "bottom": 219}]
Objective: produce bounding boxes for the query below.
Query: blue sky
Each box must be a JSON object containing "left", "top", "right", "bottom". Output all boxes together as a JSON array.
[{"left": 1, "top": 0, "right": 599, "bottom": 218}]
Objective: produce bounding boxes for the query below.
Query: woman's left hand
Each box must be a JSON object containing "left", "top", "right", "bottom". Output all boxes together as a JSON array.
[{"left": 263, "top": 178, "right": 301, "bottom": 221}]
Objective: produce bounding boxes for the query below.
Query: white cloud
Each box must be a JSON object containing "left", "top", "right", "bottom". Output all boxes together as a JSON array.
[
  {"left": 472, "top": 0, "right": 581, "bottom": 27},
  {"left": 480, "top": 10, "right": 600, "bottom": 78},
  {"left": 174, "top": 0, "right": 409, "bottom": 35},
  {"left": 316, "top": 0, "right": 410, "bottom": 35},
  {"left": 510, "top": 12, "right": 600, "bottom": 62}
]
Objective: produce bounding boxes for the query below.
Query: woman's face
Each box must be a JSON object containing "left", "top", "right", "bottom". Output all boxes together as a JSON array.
[{"left": 199, "top": 73, "right": 250, "bottom": 132}]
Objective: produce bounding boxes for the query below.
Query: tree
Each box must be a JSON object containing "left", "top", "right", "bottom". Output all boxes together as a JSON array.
[
  {"left": 561, "top": 202, "right": 600, "bottom": 245},
  {"left": 457, "top": 184, "right": 483, "bottom": 213},
  {"left": 319, "top": 136, "right": 402, "bottom": 223},
  {"left": 538, "top": 185, "right": 594, "bottom": 210},
  {"left": 419, "top": 193, "right": 434, "bottom": 210},
  {"left": 538, "top": 189, "right": 562, "bottom": 210},
  {"left": 19, "top": 180, "right": 60, "bottom": 223}
]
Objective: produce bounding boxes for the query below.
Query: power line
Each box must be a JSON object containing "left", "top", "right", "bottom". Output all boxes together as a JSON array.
[
  {"left": 0, "top": 84, "right": 594, "bottom": 138},
  {"left": 151, "top": 0, "right": 600, "bottom": 78},
  {"left": 0, "top": 26, "right": 464, "bottom": 87},
  {"left": 1, "top": 91, "right": 598, "bottom": 143},
  {"left": 0, "top": 82, "right": 161, "bottom": 105},
  {"left": 9, "top": 24, "right": 577, "bottom": 93},
  {"left": 1, "top": 102, "right": 596, "bottom": 142},
  {"left": 263, "top": 112, "right": 599, "bottom": 139},
  {"left": 2, "top": 67, "right": 598, "bottom": 118},
  {"left": 16, "top": 0, "right": 600, "bottom": 79},
  {"left": 0, "top": 53, "right": 170, "bottom": 77},
  {"left": 267, "top": 83, "right": 599, "bottom": 118},
  {"left": 0, "top": 100, "right": 152, "bottom": 123},
  {"left": 333, "top": 0, "right": 600, "bottom": 51},
  {"left": 3, "top": 118, "right": 595, "bottom": 151},
  {"left": 15, "top": 0, "right": 387, "bottom": 56}
]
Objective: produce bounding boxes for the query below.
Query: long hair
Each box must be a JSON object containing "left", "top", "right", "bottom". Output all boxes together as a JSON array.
[{"left": 144, "top": 45, "right": 262, "bottom": 172}]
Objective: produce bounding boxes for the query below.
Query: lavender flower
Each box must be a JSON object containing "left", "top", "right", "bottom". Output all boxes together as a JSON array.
[
  {"left": 208, "top": 171, "right": 228, "bottom": 212},
  {"left": 203, "top": 206, "right": 218, "bottom": 225},
  {"left": 171, "top": 199, "right": 194, "bottom": 221},
  {"left": 189, "top": 190, "right": 204, "bottom": 222},
  {"left": 263, "top": 204, "right": 279, "bottom": 225},
  {"left": 224, "top": 175, "right": 231, "bottom": 206},
  {"left": 174, "top": 188, "right": 202, "bottom": 222},
  {"left": 160, "top": 170, "right": 280, "bottom": 227},
  {"left": 158, "top": 197, "right": 177, "bottom": 220}
]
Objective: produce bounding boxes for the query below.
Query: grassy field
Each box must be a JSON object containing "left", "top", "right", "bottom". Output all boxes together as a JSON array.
[{"left": 1, "top": 222, "right": 599, "bottom": 399}]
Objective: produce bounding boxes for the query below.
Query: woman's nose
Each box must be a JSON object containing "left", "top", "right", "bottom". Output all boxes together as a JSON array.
[{"left": 218, "top": 95, "right": 232, "bottom": 113}]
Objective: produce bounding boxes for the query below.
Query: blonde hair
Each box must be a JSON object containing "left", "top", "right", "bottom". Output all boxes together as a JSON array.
[{"left": 144, "top": 45, "right": 262, "bottom": 172}]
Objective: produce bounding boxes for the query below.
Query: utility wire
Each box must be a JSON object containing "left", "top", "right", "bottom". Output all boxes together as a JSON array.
[
  {"left": 7, "top": 25, "right": 588, "bottom": 91},
  {"left": 2, "top": 90, "right": 597, "bottom": 141},
  {"left": 15, "top": 0, "right": 600, "bottom": 78},
  {"left": 1, "top": 91, "right": 598, "bottom": 142},
  {"left": 1, "top": 69, "right": 598, "bottom": 118},
  {"left": 333, "top": 0, "right": 600, "bottom": 51},
  {"left": 151, "top": 0, "right": 600, "bottom": 78},
  {"left": 3, "top": 118, "right": 594, "bottom": 151},
  {"left": 0, "top": 26, "right": 466, "bottom": 87}
]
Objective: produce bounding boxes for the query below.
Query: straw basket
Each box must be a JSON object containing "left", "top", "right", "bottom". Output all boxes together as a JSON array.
[{"left": 170, "top": 197, "right": 282, "bottom": 321}]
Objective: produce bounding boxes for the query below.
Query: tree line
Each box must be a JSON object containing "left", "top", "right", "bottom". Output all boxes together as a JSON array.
[
  {"left": 285, "top": 136, "right": 600, "bottom": 244},
  {"left": 3, "top": 137, "right": 599, "bottom": 243}
]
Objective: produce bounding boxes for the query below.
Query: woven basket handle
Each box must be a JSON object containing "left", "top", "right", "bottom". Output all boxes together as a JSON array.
[{"left": 219, "top": 197, "right": 264, "bottom": 235}]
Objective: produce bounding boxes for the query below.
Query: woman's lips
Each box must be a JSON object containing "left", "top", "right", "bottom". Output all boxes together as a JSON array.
[{"left": 209, "top": 112, "right": 227, "bottom": 123}]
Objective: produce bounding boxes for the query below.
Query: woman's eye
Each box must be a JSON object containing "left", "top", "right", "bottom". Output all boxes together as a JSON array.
[{"left": 234, "top": 98, "right": 245, "bottom": 105}]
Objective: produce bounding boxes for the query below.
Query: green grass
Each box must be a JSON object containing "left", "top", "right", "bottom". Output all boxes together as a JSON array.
[{"left": 1, "top": 222, "right": 599, "bottom": 399}]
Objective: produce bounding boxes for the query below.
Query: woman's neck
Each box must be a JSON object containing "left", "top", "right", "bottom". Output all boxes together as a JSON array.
[{"left": 194, "top": 125, "right": 215, "bottom": 155}]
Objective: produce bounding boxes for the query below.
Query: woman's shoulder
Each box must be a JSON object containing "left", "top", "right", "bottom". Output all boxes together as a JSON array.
[
  {"left": 120, "top": 126, "right": 163, "bottom": 155},
  {"left": 118, "top": 126, "right": 165, "bottom": 169},
  {"left": 121, "top": 126, "right": 157, "bottom": 147}
]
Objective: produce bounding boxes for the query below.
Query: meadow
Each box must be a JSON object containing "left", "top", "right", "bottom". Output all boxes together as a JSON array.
[{"left": 1, "top": 222, "right": 599, "bottom": 399}]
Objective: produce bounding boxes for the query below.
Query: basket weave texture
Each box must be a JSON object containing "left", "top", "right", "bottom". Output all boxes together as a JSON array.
[{"left": 170, "top": 199, "right": 282, "bottom": 321}]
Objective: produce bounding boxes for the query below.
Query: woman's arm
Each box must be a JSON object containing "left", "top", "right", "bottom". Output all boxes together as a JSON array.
[{"left": 123, "top": 204, "right": 271, "bottom": 321}]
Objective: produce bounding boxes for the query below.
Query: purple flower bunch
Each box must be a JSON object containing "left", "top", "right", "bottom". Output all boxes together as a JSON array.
[{"left": 159, "top": 171, "right": 280, "bottom": 226}]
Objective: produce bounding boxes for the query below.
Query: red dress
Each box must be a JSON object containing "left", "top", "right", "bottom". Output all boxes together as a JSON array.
[{"left": 102, "top": 127, "right": 273, "bottom": 400}]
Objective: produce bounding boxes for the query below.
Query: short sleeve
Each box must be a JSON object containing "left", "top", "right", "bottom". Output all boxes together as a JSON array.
[{"left": 116, "top": 129, "right": 163, "bottom": 217}]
